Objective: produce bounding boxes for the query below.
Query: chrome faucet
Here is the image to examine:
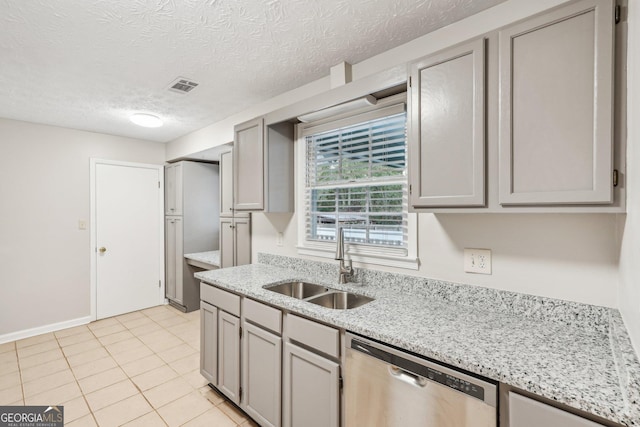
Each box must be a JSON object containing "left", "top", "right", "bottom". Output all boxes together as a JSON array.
[{"left": 335, "top": 227, "right": 353, "bottom": 284}]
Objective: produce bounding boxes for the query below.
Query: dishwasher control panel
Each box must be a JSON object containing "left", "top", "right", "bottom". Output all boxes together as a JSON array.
[{"left": 351, "top": 338, "right": 487, "bottom": 402}]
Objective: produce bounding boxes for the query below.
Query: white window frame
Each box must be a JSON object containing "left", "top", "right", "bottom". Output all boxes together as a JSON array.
[{"left": 296, "top": 93, "right": 419, "bottom": 270}]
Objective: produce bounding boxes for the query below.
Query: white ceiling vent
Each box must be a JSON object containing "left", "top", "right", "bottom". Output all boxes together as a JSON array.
[{"left": 168, "top": 77, "right": 199, "bottom": 94}]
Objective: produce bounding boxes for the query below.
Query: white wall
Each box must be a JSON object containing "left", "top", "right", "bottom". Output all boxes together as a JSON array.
[
  {"left": 619, "top": 1, "right": 640, "bottom": 354},
  {"left": 0, "top": 118, "right": 165, "bottom": 340},
  {"left": 252, "top": 212, "right": 620, "bottom": 307}
]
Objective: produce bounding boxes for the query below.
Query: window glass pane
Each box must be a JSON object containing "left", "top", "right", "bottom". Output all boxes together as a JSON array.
[{"left": 306, "top": 109, "right": 407, "bottom": 248}]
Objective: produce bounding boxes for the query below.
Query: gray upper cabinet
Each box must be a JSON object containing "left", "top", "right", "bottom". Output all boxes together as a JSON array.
[
  {"left": 409, "top": 38, "right": 486, "bottom": 208},
  {"left": 165, "top": 163, "right": 183, "bottom": 215},
  {"left": 233, "top": 118, "right": 294, "bottom": 213},
  {"left": 234, "top": 118, "right": 266, "bottom": 211},
  {"left": 220, "top": 151, "right": 235, "bottom": 217},
  {"left": 498, "top": 0, "right": 615, "bottom": 205}
]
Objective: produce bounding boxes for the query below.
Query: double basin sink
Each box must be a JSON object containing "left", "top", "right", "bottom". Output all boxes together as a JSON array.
[{"left": 264, "top": 281, "right": 374, "bottom": 310}]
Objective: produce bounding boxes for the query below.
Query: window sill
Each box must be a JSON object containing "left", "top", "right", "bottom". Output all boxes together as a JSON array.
[{"left": 297, "top": 244, "right": 419, "bottom": 271}]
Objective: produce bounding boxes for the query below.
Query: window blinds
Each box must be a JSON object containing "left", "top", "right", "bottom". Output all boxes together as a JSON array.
[{"left": 305, "top": 111, "right": 407, "bottom": 248}]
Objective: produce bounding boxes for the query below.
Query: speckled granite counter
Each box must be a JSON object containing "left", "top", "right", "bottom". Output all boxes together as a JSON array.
[
  {"left": 184, "top": 250, "right": 220, "bottom": 268},
  {"left": 195, "top": 254, "right": 640, "bottom": 426}
]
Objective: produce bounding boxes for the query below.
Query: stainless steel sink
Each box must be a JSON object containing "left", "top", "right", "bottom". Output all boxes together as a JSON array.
[
  {"left": 306, "top": 291, "right": 374, "bottom": 310},
  {"left": 265, "top": 281, "right": 330, "bottom": 299}
]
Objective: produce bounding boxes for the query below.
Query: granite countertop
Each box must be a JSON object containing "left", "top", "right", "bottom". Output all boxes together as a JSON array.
[
  {"left": 195, "top": 254, "right": 640, "bottom": 426},
  {"left": 184, "top": 250, "right": 220, "bottom": 268}
]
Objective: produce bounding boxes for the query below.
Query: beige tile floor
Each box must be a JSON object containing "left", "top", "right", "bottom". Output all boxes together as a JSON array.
[{"left": 0, "top": 305, "right": 259, "bottom": 427}]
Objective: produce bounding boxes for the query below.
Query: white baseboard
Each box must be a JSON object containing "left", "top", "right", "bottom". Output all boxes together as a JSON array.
[{"left": 0, "top": 316, "right": 92, "bottom": 345}]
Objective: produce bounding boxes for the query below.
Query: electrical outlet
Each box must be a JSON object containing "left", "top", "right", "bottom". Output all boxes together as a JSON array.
[
  {"left": 78, "top": 220, "right": 87, "bottom": 230},
  {"left": 464, "top": 248, "right": 492, "bottom": 274}
]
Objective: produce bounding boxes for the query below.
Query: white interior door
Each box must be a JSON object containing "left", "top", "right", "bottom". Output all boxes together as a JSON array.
[{"left": 94, "top": 161, "right": 163, "bottom": 319}]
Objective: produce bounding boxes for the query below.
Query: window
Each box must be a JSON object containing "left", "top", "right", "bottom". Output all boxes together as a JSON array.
[{"left": 297, "top": 97, "right": 417, "bottom": 269}]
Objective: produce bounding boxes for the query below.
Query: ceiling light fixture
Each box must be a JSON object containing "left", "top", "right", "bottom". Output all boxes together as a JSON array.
[{"left": 130, "top": 113, "right": 163, "bottom": 128}]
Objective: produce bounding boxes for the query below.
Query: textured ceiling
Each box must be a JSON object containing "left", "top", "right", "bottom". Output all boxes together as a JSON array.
[{"left": 0, "top": 0, "right": 505, "bottom": 143}]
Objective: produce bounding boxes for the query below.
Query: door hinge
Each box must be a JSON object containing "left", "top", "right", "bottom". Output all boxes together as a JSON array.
[
  {"left": 408, "top": 76, "right": 412, "bottom": 88},
  {"left": 409, "top": 184, "right": 412, "bottom": 195},
  {"left": 239, "top": 326, "right": 243, "bottom": 339},
  {"left": 158, "top": 181, "right": 160, "bottom": 188},
  {"left": 339, "top": 376, "right": 343, "bottom": 390},
  {"left": 613, "top": 169, "right": 619, "bottom": 187},
  {"left": 239, "top": 386, "right": 243, "bottom": 401},
  {"left": 158, "top": 280, "right": 161, "bottom": 288},
  {"left": 615, "top": 5, "right": 621, "bottom": 24}
]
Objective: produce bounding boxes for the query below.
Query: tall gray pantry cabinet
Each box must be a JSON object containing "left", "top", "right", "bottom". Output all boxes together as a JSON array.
[{"left": 165, "top": 161, "right": 219, "bottom": 312}]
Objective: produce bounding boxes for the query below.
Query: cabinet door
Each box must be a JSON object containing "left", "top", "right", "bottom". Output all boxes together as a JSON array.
[
  {"left": 165, "top": 218, "right": 176, "bottom": 300},
  {"left": 165, "top": 217, "right": 182, "bottom": 303},
  {"left": 509, "top": 393, "right": 605, "bottom": 427},
  {"left": 234, "top": 217, "right": 251, "bottom": 267},
  {"left": 409, "top": 38, "right": 486, "bottom": 207},
  {"left": 218, "top": 310, "right": 241, "bottom": 404},
  {"left": 165, "top": 164, "right": 174, "bottom": 215},
  {"left": 234, "top": 118, "right": 265, "bottom": 211},
  {"left": 220, "top": 151, "right": 235, "bottom": 217},
  {"left": 165, "top": 163, "right": 184, "bottom": 215},
  {"left": 498, "top": 0, "right": 614, "bottom": 205},
  {"left": 200, "top": 301, "right": 217, "bottom": 384},
  {"left": 219, "top": 217, "right": 234, "bottom": 269},
  {"left": 283, "top": 342, "right": 339, "bottom": 427},
  {"left": 242, "top": 322, "right": 281, "bottom": 427}
]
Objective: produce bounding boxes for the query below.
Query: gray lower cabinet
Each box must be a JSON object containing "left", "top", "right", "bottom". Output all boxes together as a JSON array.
[
  {"left": 498, "top": 0, "right": 614, "bottom": 205},
  {"left": 408, "top": 37, "right": 486, "bottom": 208},
  {"left": 242, "top": 321, "right": 282, "bottom": 427},
  {"left": 283, "top": 342, "right": 340, "bottom": 427},
  {"left": 199, "top": 301, "right": 217, "bottom": 384},
  {"left": 509, "top": 393, "right": 605, "bottom": 427},
  {"left": 218, "top": 310, "right": 241, "bottom": 404}
]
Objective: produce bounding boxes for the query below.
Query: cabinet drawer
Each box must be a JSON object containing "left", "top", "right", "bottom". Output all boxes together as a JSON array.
[
  {"left": 200, "top": 283, "right": 240, "bottom": 317},
  {"left": 243, "top": 298, "right": 282, "bottom": 335},
  {"left": 285, "top": 314, "right": 339, "bottom": 358}
]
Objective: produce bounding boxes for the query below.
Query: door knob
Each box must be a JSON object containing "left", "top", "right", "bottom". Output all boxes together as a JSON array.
[{"left": 98, "top": 247, "right": 107, "bottom": 253}]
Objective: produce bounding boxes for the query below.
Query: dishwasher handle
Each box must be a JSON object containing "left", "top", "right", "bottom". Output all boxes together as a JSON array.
[{"left": 389, "top": 366, "right": 429, "bottom": 388}]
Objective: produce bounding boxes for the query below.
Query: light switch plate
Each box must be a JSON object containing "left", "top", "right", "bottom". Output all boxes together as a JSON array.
[
  {"left": 78, "top": 220, "right": 87, "bottom": 230},
  {"left": 464, "top": 248, "right": 491, "bottom": 274}
]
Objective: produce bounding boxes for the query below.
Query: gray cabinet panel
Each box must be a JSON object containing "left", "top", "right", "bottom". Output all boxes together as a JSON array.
[
  {"left": 509, "top": 393, "right": 604, "bottom": 427},
  {"left": 409, "top": 38, "right": 486, "bottom": 207},
  {"left": 165, "top": 163, "right": 183, "bottom": 215},
  {"left": 219, "top": 216, "right": 251, "bottom": 268},
  {"left": 217, "top": 310, "right": 240, "bottom": 404},
  {"left": 234, "top": 217, "right": 251, "bottom": 267},
  {"left": 498, "top": 0, "right": 614, "bottom": 205},
  {"left": 165, "top": 217, "right": 183, "bottom": 304},
  {"left": 200, "top": 301, "right": 217, "bottom": 384},
  {"left": 242, "top": 321, "right": 282, "bottom": 427},
  {"left": 234, "top": 118, "right": 265, "bottom": 211},
  {"left": 220, "top": 151, "right": 235, "bottom": 217},
  {"left": 219, "top": 217, "right": 234, "bottom": 269},
  {"left": 283, "top": 342, "right": 339, "bottom": 427}
]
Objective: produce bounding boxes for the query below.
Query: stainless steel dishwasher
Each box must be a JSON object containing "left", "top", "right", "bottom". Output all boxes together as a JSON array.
[{"left": 345, "top": 333, "right": 497, "bottom": 427}]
